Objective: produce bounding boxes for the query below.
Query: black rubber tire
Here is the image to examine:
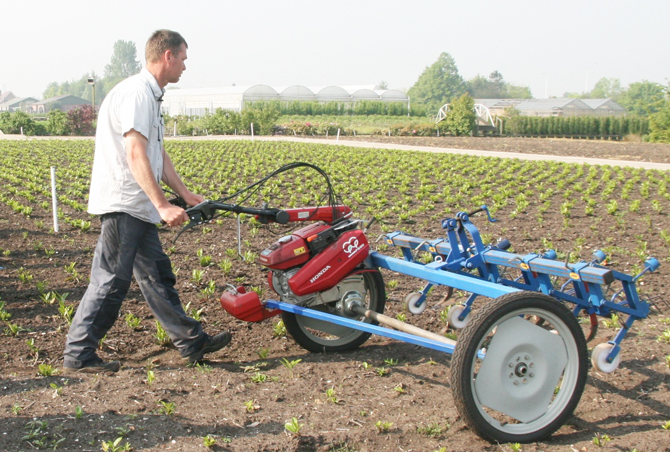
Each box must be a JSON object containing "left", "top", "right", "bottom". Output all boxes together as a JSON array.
[
  {"left": 451, "top": 291, "right": 588, "bottom": 444},
  {"left": 282, "top": 270, "right": 386, "bottom": 353}
]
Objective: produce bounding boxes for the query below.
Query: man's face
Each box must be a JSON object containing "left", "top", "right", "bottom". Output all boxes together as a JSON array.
[{"left": 166, "top": 43, "right": 187, "bottom": 84}]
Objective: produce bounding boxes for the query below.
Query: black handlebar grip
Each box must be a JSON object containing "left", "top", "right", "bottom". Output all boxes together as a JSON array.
[{"left": 275, "top": 210, "right": 289, "bottom": 224}]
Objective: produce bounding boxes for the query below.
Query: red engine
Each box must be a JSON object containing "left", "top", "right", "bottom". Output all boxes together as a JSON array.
[{"left": 259, "top": 220, "right": 370, "bottom": 300}]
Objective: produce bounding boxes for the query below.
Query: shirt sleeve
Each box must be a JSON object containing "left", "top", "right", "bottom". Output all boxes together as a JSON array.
[{"left": 119, "top": 89, "right": 153, "bottom": 141}]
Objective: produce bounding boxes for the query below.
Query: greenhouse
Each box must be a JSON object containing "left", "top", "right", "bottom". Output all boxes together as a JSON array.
[
  {"left": 161, "top": 84, "right": 409, "bottom": 116},
  {"left": 475, "top": 98, "right": 625, "bottom": 117}
]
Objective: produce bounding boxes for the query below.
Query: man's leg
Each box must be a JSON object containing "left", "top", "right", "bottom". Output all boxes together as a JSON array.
[
  {"left": 63, "top": 213, "right": 144, "bottom": 368},
  {"left": 132, "top": 225, "right": 206, "bottom": 357}
]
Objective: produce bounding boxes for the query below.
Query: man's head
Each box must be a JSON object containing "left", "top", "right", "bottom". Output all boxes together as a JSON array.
[
  {"left": 145, "top": 30, "right": 188, "bottom": 86},
  {"left": 145, "top": 30, "right": 187, "bottom": 63}
]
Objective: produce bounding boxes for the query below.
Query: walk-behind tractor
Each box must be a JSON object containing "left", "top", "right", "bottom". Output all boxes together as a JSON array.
[{"left": 176, "top": 163, "right": 660, "bottom": 444}]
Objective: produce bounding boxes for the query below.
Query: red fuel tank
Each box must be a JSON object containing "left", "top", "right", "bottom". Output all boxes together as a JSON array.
[
  {"left": 288, "top": 229, "right": 369, "bottom": 296},
  {"left": 258, "top": 223, "right": 331, "bottom": 270}
]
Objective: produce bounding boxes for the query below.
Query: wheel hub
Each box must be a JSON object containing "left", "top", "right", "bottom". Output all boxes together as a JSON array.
[{"left": 474, "top": 316, "right": 568, "bottom": 423}]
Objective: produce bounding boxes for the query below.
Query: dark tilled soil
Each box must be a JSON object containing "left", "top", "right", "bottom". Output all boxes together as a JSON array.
[
  {"left": 327, "top": 135, "right": 670, "bottom": 163},
  {"left": 1, "top": 137, "right": 670, "bottom": 452}
]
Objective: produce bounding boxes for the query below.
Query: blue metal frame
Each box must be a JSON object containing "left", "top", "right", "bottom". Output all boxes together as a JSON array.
[{"left": 381, "top": 206, "right": 659, "bottom": 365}]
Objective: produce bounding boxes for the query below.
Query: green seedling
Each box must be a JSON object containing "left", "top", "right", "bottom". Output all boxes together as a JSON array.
[
  {"left": 101, "top": 437, "right": 132, "bottom": 452},
  {"left": 416, "top": 422, "right": 448, "bottom": 437},
  {"left": 191, "top": 268, "right": 205, "bottom": 284},
  {"left": 218, "top": 258, "right": 233, "bottom": 274},
  {"left": 657, "top": 329, "right": 670, "bottom": 344},
  {"left": 38, "top": 363, "right": 57, "bottom": 377},
  {"left": 203, "top": 434, "right": 217, "bottom": 448},
  {"left": 284, "top": 417, "right": 302, "bottom": 435},
  {"left": 250, "top": 372, "right": 268, "bottom": 384},
  {"left": 157, "top": 400, "right": 175, "bottom": 415},
  {"left": 244, "top": 400, "right": 260, "bottom": 413},
  {"left": 661, "top": 420, "right": 670, "bottom": 430},
  {"left": 383, "top": 358, "right": 398, "bottom": 366},
  {"left": 154, "top": 321, "right": 170, "bottom": 346},
  {"left": 58, "top": 300, "right": 75, "bottom": 325},
  {"left": 144, "top": 368, "right": 156, "bottom": 385},
  {"left": 592, "top": 433, "right": 611, "bottom": 447},
  {"left": 125, "top": 312, "right": 142, "bottom": 330},
  {"left": 375, "top": 420, "right": 393, "bottom": 433},
  {"left": 257, "top": 347, "right": 270, "bottom": 359},
  {"left": 395, "top": 312, "right": 407, "bottom": 322},
  {"left": 325, "top": 387, "right": 340, "bottom": 404},
  {"left": 272, "top": 320, "right": 287, "bottom": 337},
  {"left": 75, "top": 405, "right": 84, "bottom": 419},
  {"left": 376, "top": 367, "right": 389, "bottom": 377}
]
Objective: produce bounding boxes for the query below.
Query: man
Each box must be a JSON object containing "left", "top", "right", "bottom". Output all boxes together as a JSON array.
[{"left": 63, "top": 30, "right": 231, "bottom": 373}]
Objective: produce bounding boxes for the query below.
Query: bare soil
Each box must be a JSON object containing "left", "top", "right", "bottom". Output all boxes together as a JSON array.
[{"left": 1, "top": 137, "right": 670, "bottom": 452}]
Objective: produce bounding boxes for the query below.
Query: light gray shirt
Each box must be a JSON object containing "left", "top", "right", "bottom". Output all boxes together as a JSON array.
[{"left": 88, "top": 68, "right": 165, "bottom": 223}]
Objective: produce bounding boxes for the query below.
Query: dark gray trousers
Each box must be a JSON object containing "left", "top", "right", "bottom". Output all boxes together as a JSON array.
[{"left": 63, "top": 212, "right": 205, "bottom": 366}]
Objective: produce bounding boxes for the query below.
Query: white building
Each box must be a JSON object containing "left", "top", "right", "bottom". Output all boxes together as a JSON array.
[{"left": 161, "top": 84, "right": 409, "bottom": 116}]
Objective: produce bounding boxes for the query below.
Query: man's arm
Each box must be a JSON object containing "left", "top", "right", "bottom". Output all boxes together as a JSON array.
[{"left": 125, "top": 130, "right": 189, "bottom": 227}]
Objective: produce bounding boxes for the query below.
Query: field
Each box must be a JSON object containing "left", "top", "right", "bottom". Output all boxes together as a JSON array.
[{"left": 1, "top": 137, "right": 670, "bottom": 452}]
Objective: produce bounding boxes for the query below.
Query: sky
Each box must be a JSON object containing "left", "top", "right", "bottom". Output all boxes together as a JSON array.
[{"left": 3, "top": 0, "right": 669, "bottom": 101}]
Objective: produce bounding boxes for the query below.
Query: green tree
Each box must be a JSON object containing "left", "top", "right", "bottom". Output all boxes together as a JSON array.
[
  {"left": 408, "top": 52, "right": 466, "bottom": 115},
  {"left": 648, "top": 100, "right": 670, "bottom": 143},
  {"left": 589, "top": 77, "right": 623, "bottom": 100},
  {"left": 104, "top": 40, "right": 142, "bottom": 86},
  {"left": 42, "top": 72, "right": 104, "bottom": 105},
  {"left": 467, "top": 71, "right": 532, "bottom": 99},
  {"left": 440, "top": 93, "right": 476, "bottom": 136},
  {"left": 0, "top": 111, "right": 37, "bottom": 135},
  {"left": 46, "top": 110, "right": 71, "bottom": 136},
  {"left": 618, "top": 81, "right": 665, "bottom": 116}
]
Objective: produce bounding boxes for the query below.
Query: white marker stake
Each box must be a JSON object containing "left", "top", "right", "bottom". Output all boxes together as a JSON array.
[{"left": 51, "top": 166, "right": 59, "bottom": 232}]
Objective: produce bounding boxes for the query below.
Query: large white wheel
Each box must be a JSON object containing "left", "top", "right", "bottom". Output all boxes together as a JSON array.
[
  {"left": 451, "top": 291, "right": 588, "bottom": 443},
  {"left": 448, "top": 304, "right": 470, "bottom": 329},
  {"left": 282, "top": 271, "right": 386, "bottom": 353},
  {"left": 404, "top": 292, "right": 427, "bottom": 315},
  {"left": 591, "top": 343, "right": 620, "bottom": 373}
]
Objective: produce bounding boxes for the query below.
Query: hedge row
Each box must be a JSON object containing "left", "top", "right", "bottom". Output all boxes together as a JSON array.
[
  {"left": 249, "top": 100, "right": 419, "bottom": 117},
  {"left": 503, "top": 115, "right": 649, "bottom": 137}
]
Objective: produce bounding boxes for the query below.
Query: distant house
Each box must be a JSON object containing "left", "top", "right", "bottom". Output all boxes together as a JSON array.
[
  {"left": 0, "top": 96, "right": 38, "bottom": 112},
  {"left": 0, "top": 91, "right": 16, "bottom": 105},
  {"left": 30, "top": 95, "right": 90, "bottom": 114}
]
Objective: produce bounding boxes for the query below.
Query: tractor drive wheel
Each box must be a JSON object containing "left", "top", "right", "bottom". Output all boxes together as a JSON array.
[
  {"left": 451, "top": 291, "right": 588, "bottom": 444},
  {"left": 281, "top": 270, "right": 386, "bottom": 353}
]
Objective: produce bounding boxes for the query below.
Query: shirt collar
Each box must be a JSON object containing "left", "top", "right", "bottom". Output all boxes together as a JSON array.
[{"left": 140, "top": 68, "right": 165, "bottom": 101}]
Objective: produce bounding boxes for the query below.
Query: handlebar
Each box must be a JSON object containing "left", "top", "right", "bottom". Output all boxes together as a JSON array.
[{"left": 185, "top": 200, "right": 290, "bottom": 225}]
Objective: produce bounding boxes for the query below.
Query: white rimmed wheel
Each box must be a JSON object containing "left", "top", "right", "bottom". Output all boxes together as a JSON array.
[
  {"left": 447, "top": 304, "right": 470, "bottom": 329},
  {"left": 282, "top": 270, "right": 386, "bottom": 353},
  {"left": 403, "top": 292, "right": 427, "bottom": 315},
  {"left": 451, "top": 291, "right": 588, "bottom": 443},
  {"left": 591, "top": 343, "right": 621, "bottom": 373}
]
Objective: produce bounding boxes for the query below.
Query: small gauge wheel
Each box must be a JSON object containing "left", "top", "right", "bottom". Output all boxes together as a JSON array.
[
  {"left": 448, "top": 304, "right": 470, "bottom": 329},
  {"left": 591, "top": 343, "right": 621, "bottom": 373},
  {"left": 404, "top": 292, "right": 427, "bottom": 315}
]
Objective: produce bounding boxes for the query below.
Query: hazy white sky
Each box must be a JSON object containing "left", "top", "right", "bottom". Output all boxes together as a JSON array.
[{"left": 3, "top": 0, "right": 669, "bottom": 100}]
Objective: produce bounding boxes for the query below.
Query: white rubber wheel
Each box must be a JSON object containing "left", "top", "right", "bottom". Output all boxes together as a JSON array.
[
  {"left": 451, "top": 292, "right": 588, "bottom": 443},
  {"left": 448, "top": 304, "right": 469, "bottom": 329},
  {"left": 404, "top": 292, "right": 427, "bottom": 315},
  {"left": 591, "top": 343, "right": 621, "bottom": 373}
]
